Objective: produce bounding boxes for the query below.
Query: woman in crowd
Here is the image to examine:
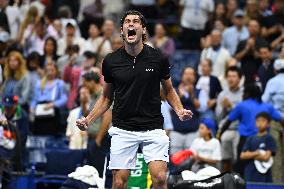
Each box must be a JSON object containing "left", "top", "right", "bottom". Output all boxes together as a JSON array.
[
  {"left": 41, "top": 36, "right": 59, "bottom": 67},
  {"left": 17, "top": 6, "right": 39, "bottom": 45},
  {"left": 1, "top": 51, "right": 31, "bottom": 110},
  {"left": 150, "top": 23, "right": 175, "bottom": 58},
  {"left": 30, "top": 63, "right": 67, "bottom": 135}
]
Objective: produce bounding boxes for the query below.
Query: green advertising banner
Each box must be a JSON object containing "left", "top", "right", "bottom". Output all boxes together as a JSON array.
[{"left": 127, "top": 153, "right": 152, "bottom": 189}]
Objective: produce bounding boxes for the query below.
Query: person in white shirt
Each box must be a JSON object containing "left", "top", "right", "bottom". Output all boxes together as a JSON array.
[
  {"left": 85, "top": 23, "right": 112, "bottom": 57},
  {"left": 179, "top": 0, "right": 214, "bottom": 50},
  {"left": 66, "top": 86, "right": 89, "bottom": 149},
  {"left": 57, "top": 21, "right": 86, "bottom": 56},
  {"left": 0, "top": 0, "right": 20, "bottom": 39},
  {"left": 190, "top": 118, "right": 221, "bottom": 171},
  {"left": 200, "top": 29, "right": 231, "bottom": 78}
]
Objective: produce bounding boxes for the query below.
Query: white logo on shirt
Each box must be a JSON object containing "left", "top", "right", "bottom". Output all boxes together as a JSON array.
[
  {"left": 145, "top": 68, "right": 154, "bottom": 72},
  {"left": 259, "top": 143, "right": 266, "bottom": 148}
]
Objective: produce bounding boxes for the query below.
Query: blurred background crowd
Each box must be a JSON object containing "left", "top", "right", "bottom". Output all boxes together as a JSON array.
[{"left": 1, "top": 0, "right": 284, "bottom": 188}]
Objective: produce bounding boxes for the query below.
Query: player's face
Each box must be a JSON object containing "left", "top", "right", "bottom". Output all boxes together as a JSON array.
[{"left": 121, "top": 14, "right": 145, "bottom": 45}]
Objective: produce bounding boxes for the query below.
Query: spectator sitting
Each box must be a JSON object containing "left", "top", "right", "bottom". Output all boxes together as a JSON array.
[
  {"left": 26, "top": 52, "right": 44, "bottom": 107},
  {"left": 1, "top": 51, "right": 31, "bottom": 110},
  {"left": 85, "top": 23, "right": 111, "bottom": 56},
  {"left": 57, "top": 21, "right": 86, "bottom": 56},
  {"left": 200, "top": 29, "right": 231, "bottom": 79},
  {"left": 41, "top": 36, "right": 59, "bottom": 67},
  {"left": 258, "top": 0, "right": 272, "bottom": 18},
  {"left": 82, "top": 72, "right": 112, "bottom": 177},
  {"left": 196, "top": 59, "right": 222, "bottom": 119},
  {"left": 190, "top": 118, "right": 221, "bottom": 172},
  {"left": 66, "top": 86, "right": 89, "bottom": 149},
  {"left": 63, "top": 51, "right": 98, "bottom": 109},
  {"left": 240, "top": 112, "right": 276, "bottom": 182},
  {"left": 256, "top": 44, "right": 275, "bottom": 91},
  {"left": 243, "top": 0, "right": 261, "bottom": 24},
  {"left": 218, "top": 58, "right": 245, "bottom": 90},
  {"left": 225, "top": 0, "right": 238, "bottom": 25},
  {"left": 235, "top": 19, "right": 267, "bottom": 84},
  {"left": 150, "top": 23, "right": 175, "bottom": 58},
  {"left": 24, "top": 16, "right": 54, "bottom": 56},
  {"left": 170, "top": 67, "right": 200, "bottom": 154},
  {"left": 56, "top": 44, "right": 81, "bottom": 77},
  {"left": 17, "top": 6, "right": 39, "bottom": 45},
  {"left": 179, "top": 0, "right": 214, "bottom": 50},
  {"left": 111, "top": 34, "right": 123, "bottom": 51},
  {"left": 222, "top": 9, "right": 249, "bottom": 56},
  {"left": 0, "top": 95, "right": 29, "bottom": 173},
  {"left": 0, "top": 0, "right": 20, "bottom": 40},
  {"left": 30, "top": 63, "right": 67, "bottom": 135},
  {"left": 202, "top": 2, "right": 229, "bottom": 48},
  {"left": 261, "top": 0, "right": 284, "bottom": 44},
  {"left": 96, "top": 19, "right": 114, "bottom": 63}
]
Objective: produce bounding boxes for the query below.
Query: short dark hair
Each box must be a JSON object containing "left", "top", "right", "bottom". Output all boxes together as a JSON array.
[
  {"left": 83, "top": 51, "right": 97, "bottom": 59},
  {"left": 257, "top": 42, "right": 271, "bottom": 51},
  {"left": 82, "top": 71, "right": 100, "bottom": 84},
  {"left": 256, "top": 112, "right": 271, "bottom": 122},
  {"left": 120, "top": 10, "right": 147, "bottom": 42},
  {"left": 27, "top": 51, "right": 41, "bottom": 70},
  {"left": 120, "top": 10, "right": 147, "bottom": 28},
  {"left": 243, "top": 83, "right": 262, "bottom": 102},
  {"left": 225, "top": 66, "right": 242, "bottom": 78}
]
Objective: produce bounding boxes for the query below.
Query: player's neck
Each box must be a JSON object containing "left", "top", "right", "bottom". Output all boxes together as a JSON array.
[{"left": 124, "top": 42, "right": 144, "bottom": 57}]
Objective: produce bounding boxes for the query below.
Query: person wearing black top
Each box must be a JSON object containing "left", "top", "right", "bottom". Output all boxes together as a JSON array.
[{"left": 76, "top": 10, "right": 193, "bottom": 189}]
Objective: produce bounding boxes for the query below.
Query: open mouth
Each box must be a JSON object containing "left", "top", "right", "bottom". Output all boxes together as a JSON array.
[{"left": 127, "top": 29, "right": 136, "bottom": 40}]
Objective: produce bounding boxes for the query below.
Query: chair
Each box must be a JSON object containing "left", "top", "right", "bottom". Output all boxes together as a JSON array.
[{"left": 31, "top": 149, "right": 87, "bottom": 189}]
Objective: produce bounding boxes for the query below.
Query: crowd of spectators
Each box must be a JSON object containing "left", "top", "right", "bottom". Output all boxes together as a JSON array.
[{"left": 0, "top": 0, "right": 284, "bottom": 187}]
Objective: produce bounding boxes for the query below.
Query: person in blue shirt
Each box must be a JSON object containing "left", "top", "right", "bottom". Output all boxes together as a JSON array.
[
  {"left": 240, "top": 112, "right": 276, "bottom": 182},
  {"left": 217, "top": 84, "right": 284, "bottom": 176},
  {"left": 30, "top": 63, "right": 67, "bottom": 135}
]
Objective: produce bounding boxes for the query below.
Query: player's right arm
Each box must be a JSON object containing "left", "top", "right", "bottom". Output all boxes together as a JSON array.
[{"left": 76, "top": 83, "right": 114, "bottom": 131}]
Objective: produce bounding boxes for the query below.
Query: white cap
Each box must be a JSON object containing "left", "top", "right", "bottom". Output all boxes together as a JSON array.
[{"left": 274, "top": 59, "right": 284, "bottom": 70}]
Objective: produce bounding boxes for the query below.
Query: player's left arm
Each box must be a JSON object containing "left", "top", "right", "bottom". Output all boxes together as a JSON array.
[{"left": 161, "top": 78, "right": 193, "bottom": 121}]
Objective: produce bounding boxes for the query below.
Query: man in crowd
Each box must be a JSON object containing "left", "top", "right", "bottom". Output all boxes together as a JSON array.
[{"left": 216, "top": 66, "right": 243, "bottom": 172}]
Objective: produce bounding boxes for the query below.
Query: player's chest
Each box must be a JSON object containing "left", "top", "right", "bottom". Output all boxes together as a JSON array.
[{"left": 111, "top": 58, "right": 160, "bottom": 83}]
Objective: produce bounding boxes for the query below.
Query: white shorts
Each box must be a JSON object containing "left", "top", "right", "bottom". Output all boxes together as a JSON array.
[{"left": 108, "top": 126, "right": 170, "bottom": 170}]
